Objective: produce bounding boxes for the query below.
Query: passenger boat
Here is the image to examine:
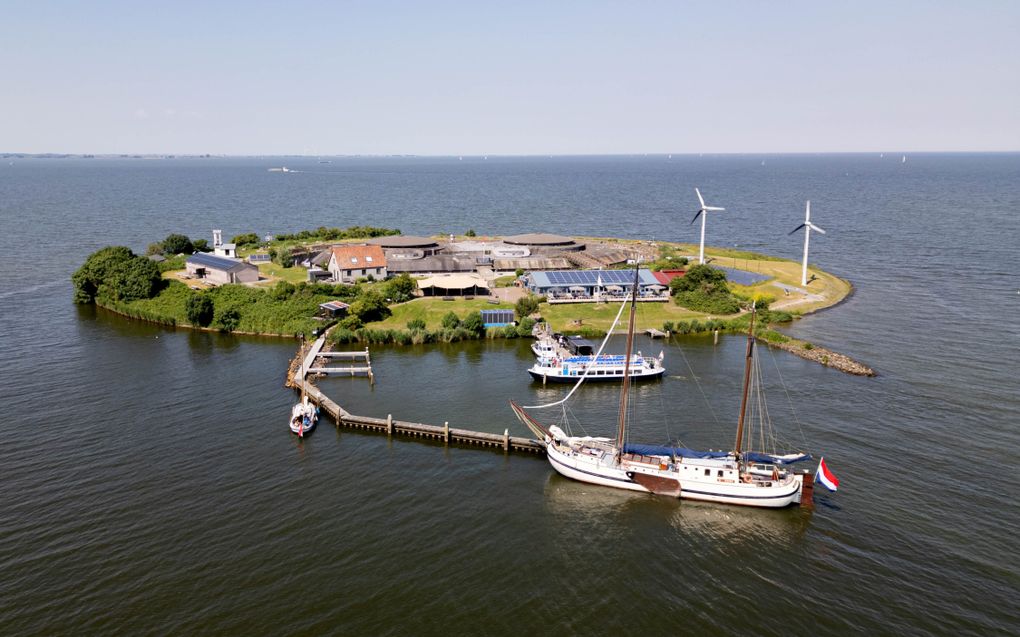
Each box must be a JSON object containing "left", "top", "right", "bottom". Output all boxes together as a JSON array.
[
  {"left": 511, "top": 267, "right": 817, "bottom": 508},
  {"left": 528, "top": 352, "right": 665, "bottom": 382},
  {"left": 529, "top": 329, "right": 665, "bottom": 382}
]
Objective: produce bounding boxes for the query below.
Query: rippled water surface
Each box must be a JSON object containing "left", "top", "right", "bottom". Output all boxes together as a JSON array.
[{"left": 1, "top": 155, "right": 1018, "bottom": 635}]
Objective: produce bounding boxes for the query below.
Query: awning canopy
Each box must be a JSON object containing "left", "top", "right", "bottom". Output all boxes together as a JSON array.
[{"left": 416, "top": 274, "right": 489, "bottom": 290}]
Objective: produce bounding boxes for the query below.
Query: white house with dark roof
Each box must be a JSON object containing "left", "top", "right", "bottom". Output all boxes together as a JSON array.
[
  {"left": 327, "top": 245, "right": 388, "bottom": 283},
  {"left": 186, "top": 253, "right": 260, "bottom": 285}
]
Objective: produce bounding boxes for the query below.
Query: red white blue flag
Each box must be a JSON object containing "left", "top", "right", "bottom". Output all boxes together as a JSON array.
[{"left": 816, "top": 457, "right": 840, "bottom": 492}]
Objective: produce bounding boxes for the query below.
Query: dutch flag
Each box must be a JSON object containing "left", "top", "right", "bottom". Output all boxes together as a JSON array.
[{"left": 815, "top": 457, "right": 840, "bottom": 492}]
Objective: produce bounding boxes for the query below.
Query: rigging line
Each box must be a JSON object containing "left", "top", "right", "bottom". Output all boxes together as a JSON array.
[
  {"left": 521, "top": 294, "right": 629, "bottom": 409},
  {"left": 765, "top": 340, "right": 809, "bottom": 448},
  {"left": 671, "top": 333, "right": 722, "bottom": 428}
]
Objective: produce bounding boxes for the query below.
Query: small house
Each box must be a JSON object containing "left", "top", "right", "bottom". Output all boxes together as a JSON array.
[
  {"left": 318, "top": 300, "right": 350, "bottom": 318},
  {"left": 327, "top": 245, "right": 388, "bottom": 283}
]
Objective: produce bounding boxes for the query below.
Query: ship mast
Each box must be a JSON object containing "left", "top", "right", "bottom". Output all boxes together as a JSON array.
[
  {"left": 733, "top": 302, "right": 757, "bottom": 465},
  {"left": 615, "top": 264, "right": 641, "bottom": 458}
]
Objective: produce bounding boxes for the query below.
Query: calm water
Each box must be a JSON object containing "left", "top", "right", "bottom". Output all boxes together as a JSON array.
[{"left": 1, "top": 155, "right": 1018, "bottom": 635}]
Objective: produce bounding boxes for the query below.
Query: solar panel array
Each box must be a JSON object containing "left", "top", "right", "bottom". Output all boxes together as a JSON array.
[
  {"left": 543, "top": 270, "right": 638, "bottom": 286},
  {"left": 188, "top": 252, "right": 245, "bottom": 270},
  {"left": 715, "top": 267, "right": 772, "bottom": 286}
]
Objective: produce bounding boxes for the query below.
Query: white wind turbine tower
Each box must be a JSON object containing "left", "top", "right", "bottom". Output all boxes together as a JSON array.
[
  {"left": 691, "top": 188, "right": 725, "bottom": 264},
  {"left": 789, "top": 201, "right": 826, "bottom": 286}
]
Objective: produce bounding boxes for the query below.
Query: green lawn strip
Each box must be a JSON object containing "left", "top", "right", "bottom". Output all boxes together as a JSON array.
[{"left": 371, "top": 297, "right": 510, "bottom": 330}]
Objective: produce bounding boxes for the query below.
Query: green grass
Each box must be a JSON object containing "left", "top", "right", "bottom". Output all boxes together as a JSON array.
[
  {"left": 539, "top": 300, "right": 712, "bottom": 333},
  {"left": 255, "top": 262, "right": 309, "bottom": 285},
  {"left": 372, "top": 297, "right": 510, "bottom": 330}
]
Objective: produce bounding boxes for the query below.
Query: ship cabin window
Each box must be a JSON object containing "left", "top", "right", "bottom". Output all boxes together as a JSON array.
[
  {"left": 704, "top": 469, "right": 711, "bottom": 476},
  {"left": 717, "top": 470, "right": 724, "bottom": 477}
]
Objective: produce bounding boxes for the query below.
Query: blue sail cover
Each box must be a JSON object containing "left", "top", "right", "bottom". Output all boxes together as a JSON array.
[
  {"left": 623, "top": 443, "right": 730, "bottom": 459},
  {"left": 623, "top": 445, "right": 811, "bottom": 465}
]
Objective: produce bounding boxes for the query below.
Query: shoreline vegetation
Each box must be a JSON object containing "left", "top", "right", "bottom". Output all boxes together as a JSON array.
[{"left": 72, "top": 229, "right": 873, "bottom": 376}]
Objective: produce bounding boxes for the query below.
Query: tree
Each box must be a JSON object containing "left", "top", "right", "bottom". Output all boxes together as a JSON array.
[
  {"left": 146, "top": 242, "right": 165, "bottom": 256},
  {"left": 217, "top": 308, "right": 241, "bottom": 332},
  {"left": 275, "top": 250, "right": 294, "bottom": 268},
  {"left": 348, "top": 290, "right": 391, "bottom": 323},
  {"left": 441, "top": 311, "right": 461, "bottom": 329},
  {"left": 72, "top": 246, "right": 135, "bottom": 304},
  {"left": 108, "top": 256, "right": 162, "bottom": 302},
  {"left": 382, "top": 274, "right": 417, "bottom": 303},
  {"left": 515, "top": 294, "right": 540, "bottom": 319},
  {"left": 192, "top": 238, "right": 210, "bottom": 252},
  {"left": 465, "top": 229, "right": 476, "bottom": 237},
  {"left": 669, "top": 264, "right": 729, "bottom": 295},
  {"left": 185, "top": 294, "right": 215, "bottom": 327},
  {"left": 231, "top": 232, "right": 260, "bottom": 247},
  {"left": 161, "top": 233, "right": 194, "bottom": 255},
  {"left": 461, "top": 311, "right": 485, "bottom": 335}
]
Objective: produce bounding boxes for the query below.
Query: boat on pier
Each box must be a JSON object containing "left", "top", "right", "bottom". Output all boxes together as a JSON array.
[{"left": 289, "top": 343, "right": 319, "bottom": 437}]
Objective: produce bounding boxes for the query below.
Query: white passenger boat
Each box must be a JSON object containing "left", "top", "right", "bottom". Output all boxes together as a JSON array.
[{"left": 528, "top": 352, "right": 664, "bottom": 382}]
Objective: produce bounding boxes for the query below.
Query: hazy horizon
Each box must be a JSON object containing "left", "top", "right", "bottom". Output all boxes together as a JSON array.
[{"left": 3, "top": 2, "right": 1018, "bottom": 155}]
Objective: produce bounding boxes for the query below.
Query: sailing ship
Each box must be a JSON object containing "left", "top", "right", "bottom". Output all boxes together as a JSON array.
[
  {"left": 290, "top": 349, "right": 318, "bottom": 437},
  {"left": 511, "top": 267, "right": 815, "bottom": 508}
]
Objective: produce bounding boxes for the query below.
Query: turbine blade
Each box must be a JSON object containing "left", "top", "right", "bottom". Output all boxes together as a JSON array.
[
  {"left": 806, "top": 200, "right": 811, "bottom": 221},
  {"left": 788, "top": 224, "right": 806, "bottom": 235},
  {"left": 691, "top": 211, "right": 702, "bottom": 225},
  {"left": 705, "top": 206, "right": 725, "bottom": 211},
  {"left": 695, "top": 188, "right": 706, "bottom": 208},
  {"left": 808, "top": 223, "right": 826, "bottom": 234}
]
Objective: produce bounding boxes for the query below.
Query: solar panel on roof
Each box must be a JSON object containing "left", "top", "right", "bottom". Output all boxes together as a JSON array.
[{"left": 188, "top": 253, "right": 244, "bottom": 270}]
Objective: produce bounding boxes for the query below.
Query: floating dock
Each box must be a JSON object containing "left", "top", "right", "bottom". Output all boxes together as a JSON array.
[{"left": 288, "top": 337, "right": 544, "bottom": 453}]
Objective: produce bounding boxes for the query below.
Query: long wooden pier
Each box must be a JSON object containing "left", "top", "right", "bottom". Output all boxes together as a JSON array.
[{"left": 288, "top": 337, "right": 544, "bottom": 454}]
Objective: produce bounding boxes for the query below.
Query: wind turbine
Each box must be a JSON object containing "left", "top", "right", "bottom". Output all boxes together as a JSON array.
[
  {"left": 789, "top": 201, "right": 826, "bottom": 286},
  {"left": 691, "top": 188, "right": 725, "bottom": 264}
]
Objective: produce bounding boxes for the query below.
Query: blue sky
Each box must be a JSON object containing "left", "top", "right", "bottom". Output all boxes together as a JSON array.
[{"left": 2, "top": 1, "right": 1018, "bottom": 154}]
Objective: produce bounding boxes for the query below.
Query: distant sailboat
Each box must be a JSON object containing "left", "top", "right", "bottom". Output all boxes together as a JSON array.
[{"left": 902, "top": 155, "right": 907, "bottom": 163}]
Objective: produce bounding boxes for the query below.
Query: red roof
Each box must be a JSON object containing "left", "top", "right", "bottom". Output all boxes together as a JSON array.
[
  {"left": 330, "top": 244, "right": 387, "bottom": 269},
  {"left": 653, "top": 269, "right": 685, "bottom": 284}
]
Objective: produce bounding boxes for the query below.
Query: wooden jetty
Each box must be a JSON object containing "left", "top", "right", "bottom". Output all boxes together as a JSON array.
[
  {"left": 644, "top": 328, "right": 667, "bottom": 338},
  {"left": 303, "top": 339, "right": 375, "bottom": 383},
  {"left": 288, "top": 337, "right": 544, "bottom": 454}
]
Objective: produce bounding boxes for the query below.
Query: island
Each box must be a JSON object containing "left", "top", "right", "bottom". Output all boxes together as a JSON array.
[{"left": 72, "top": 227, "right": 872, "bottom": 375}]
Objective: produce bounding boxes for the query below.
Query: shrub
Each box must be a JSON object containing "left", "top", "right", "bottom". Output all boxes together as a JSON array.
[
  {"left": 406, "top": 318, "right": 426, "bottom": 331},
  {"left": 349, "top": 290, "right": 391, "bottom": 323},
  {"left": 465, "top": 229, "right": 476, "bottom": 237},
  {"left": 803, "top": 342, "right": 814, "bottom": 350},
  {"left": 338, "top": 316, "right": 363, "bottom": 330},
  {"left": 192, "top": 238, "right": 210, "bottom": 253},
  {"left": 441, "top": 311, "right": 461, "bottom": 330},
  {"left": 673, "top": 290, "right": 742, "bottom": 314},
  {"left": 231, "top": 232, "right": 260, "bottom": 247},
  {"left": 185, "top": 294, "right": 215, "bottom": 327},
  {"left": 502, "top": 324, "right": 519, "bottom": 339},
  {"left": 217, "top": 308, "right": 241, "bottom": 332},
  {"left": 461, "top": 311, "right": 485, "bottom": 335},
  {"left": 515, "top": 295, "right": 540, "bottom": 319}
]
